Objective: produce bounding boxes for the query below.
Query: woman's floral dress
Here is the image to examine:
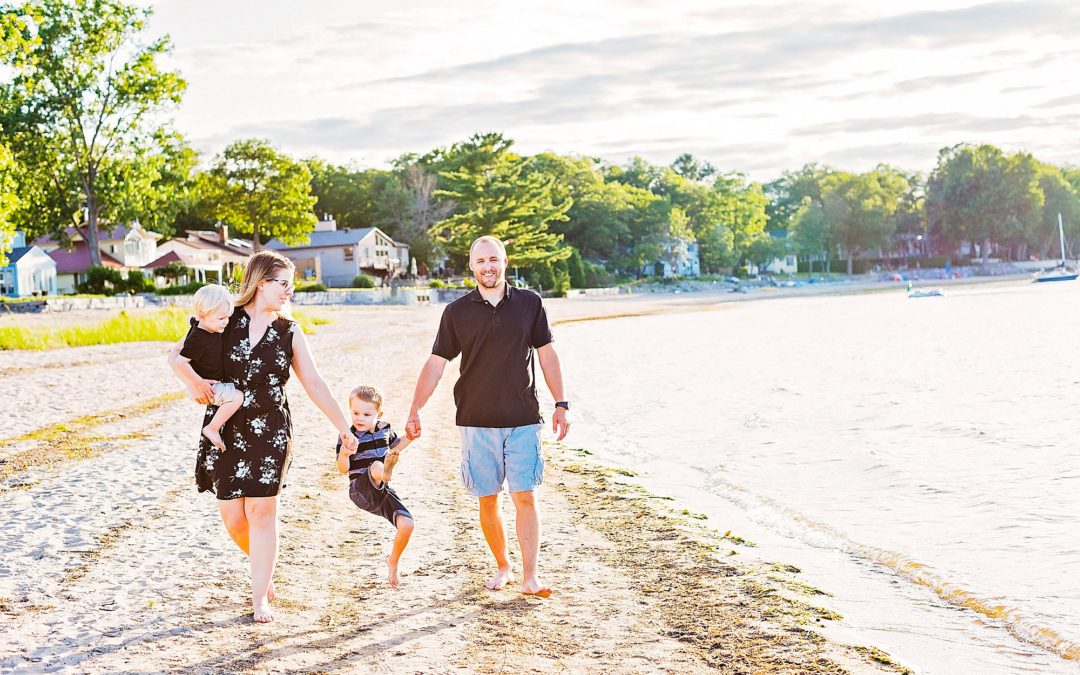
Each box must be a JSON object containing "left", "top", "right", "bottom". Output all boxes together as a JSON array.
[{"left": 196, "top": 308, "right": 295, "bottom": 499}]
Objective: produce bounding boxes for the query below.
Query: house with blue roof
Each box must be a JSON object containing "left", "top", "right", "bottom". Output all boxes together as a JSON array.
[
  {"left": 266, "top": 216, "right": 410, "bottom": 287},
  {"left": 1, "top": 231, "right": 58, "bottom": 297}
]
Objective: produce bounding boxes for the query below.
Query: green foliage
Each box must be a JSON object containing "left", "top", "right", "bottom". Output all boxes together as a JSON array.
[
  {"left": 428, "top": 279, "right": 446, "bottom": 289},
  {"left": 155, "top": 280, "right": 207, "bottom": 296},
  {"left": 0, "top": 0, "right": 187, "bottom": 263},
  {"left": 821, "top": 165, "right": 911, "bottom": 274},
  {"left": 567, "top": 248, "right": 586, "bottom": 288},
  {"left": 926, "top": 144, "right": 1043, "bottom": 262},
  {"left": 0, "top": 142, "right": 17, "bottom": 265},
  {"left": 293, "top": 281, "right": 326, "bottom": 293},
  {"left": 431, "top": 133, "right": 571, "bottom": 269},
  {"left": 200, "top": 139, "right": 317, "bottom": 249},
  {"left": 352, "top": 274, "right": 376, "bottom": 288},
  {"left": 75, "top": 265, "right": 125, "bottom": 294},
  {"left": 123, "top": 270, "right": 154, "bottom": 293}
]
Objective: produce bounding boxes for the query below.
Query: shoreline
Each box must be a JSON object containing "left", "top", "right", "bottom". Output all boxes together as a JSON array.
[{"left": 0, "top": 301, "right": 913, "bottom": 673}]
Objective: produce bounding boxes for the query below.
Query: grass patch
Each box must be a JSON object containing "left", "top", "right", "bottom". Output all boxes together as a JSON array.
[{"left": 0, "top": 307, "right": 332, "bottom": 350}]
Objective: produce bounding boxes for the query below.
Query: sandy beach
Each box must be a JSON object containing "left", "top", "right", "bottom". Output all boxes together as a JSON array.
[{"left": 0, "top": 290, "right": 932, "bottom": 673}]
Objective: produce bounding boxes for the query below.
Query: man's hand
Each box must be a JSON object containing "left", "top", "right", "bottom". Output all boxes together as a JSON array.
[
  {"left": 339, "top": 429, "right": 358, "bottom": 452},
  {"left": 188, "top": 378, "right": 216, "bottom": 405},
  {"left": 405, "top": 413, "right": 422, "bottom": 440},
  {"left": 552, "top": 407, "right": 570, "bottom": 441}
]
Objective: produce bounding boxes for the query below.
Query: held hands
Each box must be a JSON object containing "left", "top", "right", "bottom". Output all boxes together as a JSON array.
[
  {"left": 552, "top": 407, "right": 570, "bottom": 441},
  {"left": 339, "top": 428, "right": 358, "bottom": 453},
  {"left": 405, "top": 413, "right": 422, "bottom": 440}
]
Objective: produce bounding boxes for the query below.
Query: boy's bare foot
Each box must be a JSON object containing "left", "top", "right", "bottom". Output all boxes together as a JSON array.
[
  {"left": 253, "top": 597, "right": 274, "bottom": 623},
  {"left": 387, "top": 556, "right": 401, "bottom": 589},
  {"left": 202, "top": 426, "right": 226, "bottom": 451},
  {"left": 383, "top": 449, "right": 400, "bottom": 483},
  {"left": 485, "top": 567, "right": 514, "bottom": 591}
]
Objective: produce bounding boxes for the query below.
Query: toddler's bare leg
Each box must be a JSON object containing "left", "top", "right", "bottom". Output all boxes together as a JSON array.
[
  {"left": 203, "top": 393, "right": 243, "bottom": 451},
  {"left": 368, "top": 461, "right": 385, "bottom": 487},
  {"left": 387, "top": 515, "right": 414, "bottom": 589}
]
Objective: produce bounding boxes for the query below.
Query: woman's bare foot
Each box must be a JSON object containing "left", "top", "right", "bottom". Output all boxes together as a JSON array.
[
  {"left": 253, "top": 597, "right": 274, "bottom": 623},
  {"left": 383, "top": 449, "right": 400, "bottom": 483},
  {"left": 268, "top": 580, "right": 276, "bottom": 603},
  {"left": 485, "top": 567, "right": 514, "bottom": 591},
  {"left": 202, "top": 426, "right": 226, "bottom": 451},
  {"left": 521, "top": 577, "right": 553, "bottom": 598},
  {"left": 387, "top": 556, "right": 401, "bottom": 589}
]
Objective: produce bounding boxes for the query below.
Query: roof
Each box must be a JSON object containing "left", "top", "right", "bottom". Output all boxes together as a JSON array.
[
  {"left": 144, "top": 250, "right": 197, "bottom": 269},
  {"left": 185, "top": 230, "right": 253, "bottom": 256},
  {"left": 266, "top": 228, "right": 375, "bottom": 250},
  {"left": 33, "top": 224, "right": 163, "bottom": 246},
  {"left": 6, "top": 246, "right": 35, "bottom": 265},
  {"left": 47, "top": 242, "right": 125, "bottom": 273}
]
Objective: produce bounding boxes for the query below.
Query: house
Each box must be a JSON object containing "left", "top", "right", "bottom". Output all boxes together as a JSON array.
[
  {"left": 35, "top": 222, "right": 162, "bottom": 293},
  {"left": 265, "top": 216, "right": 410, "bottom": 287},
  {"left": 641, "top": 238, "right": 701, "bottom": 278},
  {"left": 751, "top": 230, "right": 798, "bottom": 276},
  {"left": 144, "top": 226, "right": 251, "bottom": 286},
  {"left": 1, "top": 231, "right": 57, "bottom": 297}
]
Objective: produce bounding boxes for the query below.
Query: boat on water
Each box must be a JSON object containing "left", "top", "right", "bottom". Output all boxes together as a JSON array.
[
  {"left": 908, "top": 288, "right": 945, "bottom": 298},
  {"left": 1033, "top": 213, "right": 1079, "bottom": 282}
]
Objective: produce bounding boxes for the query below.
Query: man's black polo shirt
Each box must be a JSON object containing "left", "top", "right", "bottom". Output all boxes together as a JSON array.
[{"left": 432, "top": 285, "right": 553, "bottom": 428}]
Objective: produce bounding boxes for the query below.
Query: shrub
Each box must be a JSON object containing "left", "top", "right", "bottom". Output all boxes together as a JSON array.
[
  {"left": 156, "top": 281, "right": 208, "bottom": 296},
  {"left": 352, "top": 274, "right": 377, "bottom": 289},
  {"left": 428, "top": 279, "right": 446, "bottom": 289},
  {"left": 294, "top": 281, "right": 327, "bottom": 293},
  {"left": 462, "top": 277, "right": 476, "bottom": 289},
  {"left": 123, "top": 270, "right": 154, "bottom": 294},
  {"left": 76, "top": 265, "right": 125, "bottom": 294}
]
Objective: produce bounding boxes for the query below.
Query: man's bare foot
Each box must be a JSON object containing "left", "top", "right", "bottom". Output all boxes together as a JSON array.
[
  {"left": 521, "top": 578, "right": 553, "bottom": 598},
  {"left": 202, "top": 426, "right": 226, "bottom": 451},
  {"left": 253, "top": 597, "right": 274, "bottom": 623},
  {"left": 387, "top": 556, "right": 401, "bottom": 589},
  {"left": 383, "top": 449, "right": 400, "bottom": 483},
  {"left": 485, "top": 568, "right": 514, "bottom": 591}
]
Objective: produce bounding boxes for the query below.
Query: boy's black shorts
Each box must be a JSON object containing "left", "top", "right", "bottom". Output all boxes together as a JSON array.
[{"left": 349, "top": 470, "right": 412, "bottom": 526}]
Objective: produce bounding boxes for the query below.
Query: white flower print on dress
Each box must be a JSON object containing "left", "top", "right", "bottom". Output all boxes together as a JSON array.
[
  {"left": 235, "top": 460, "right": 252, "bottom": 480},
  {"left": 232, "top": 432, "right": 249, "bottom": 453},
  {"left": 275, "top": 351, "right": 289, "bottom": 371},
  {"left": 271, "top": 428, "right": 288, "bottom": 451},
  {"left": 249, "top": 416, "right": 268, "bottom": 436},
  {"left": 243, "top": 389, "right": 255, "bottom": 408},
  {"left": 258, "top": 456, "right": 279, "bottom": 485},
  {"left": 230, "top": 337, "right": 251, "bottom": 362}
]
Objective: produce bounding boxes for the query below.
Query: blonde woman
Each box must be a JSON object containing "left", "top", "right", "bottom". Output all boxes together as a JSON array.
[{"left": 168, "top": 250, "right": 356, "bottom": 623}]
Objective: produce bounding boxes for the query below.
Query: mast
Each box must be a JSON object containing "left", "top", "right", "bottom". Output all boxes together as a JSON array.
[{"left": 1059, "top": 212, "right": 1066, "bottom": 264}]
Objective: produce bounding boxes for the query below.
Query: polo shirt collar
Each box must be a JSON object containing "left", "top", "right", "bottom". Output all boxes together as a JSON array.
[{"left": 469, "top": 283, "right": 512, "bottom": 304}]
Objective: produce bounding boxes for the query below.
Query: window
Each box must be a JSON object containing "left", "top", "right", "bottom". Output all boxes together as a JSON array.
[
  {"left": 0, "top": 268, "right": 11, "bottom": 295},
  {"left": 344, "top": 246, "right": 354, "bottom": 261}
]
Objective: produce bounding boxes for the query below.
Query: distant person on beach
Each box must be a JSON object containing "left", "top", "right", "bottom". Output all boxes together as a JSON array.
[
  {"left": 175, "top": 284, "right": 245, "bottom": 451},
  {"left": 335, "top": 385, "right": 415, "bottom": 588},
  {"left": 406, "top": 235, "right": 570, "bottom": 598},
  {"left": 168, "top": 250, "right": 357, "bottom": 623}
]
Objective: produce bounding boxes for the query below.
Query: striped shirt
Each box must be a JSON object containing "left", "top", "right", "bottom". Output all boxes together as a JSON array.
[{"left": 335, "top": 422, "right": 400, "bottom": 478}]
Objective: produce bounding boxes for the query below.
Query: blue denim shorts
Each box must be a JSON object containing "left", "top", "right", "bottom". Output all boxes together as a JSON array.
[{"left": 458, "top": 424, "right": 544, "bottom": 497}]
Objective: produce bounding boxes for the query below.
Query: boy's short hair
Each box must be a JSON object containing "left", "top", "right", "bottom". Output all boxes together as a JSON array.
[
  {"left": 349, "top": 385, "right": 384, "bottom": 411},
  {"left": 192, "top": 284, "right": 233, "bottom": 317}
]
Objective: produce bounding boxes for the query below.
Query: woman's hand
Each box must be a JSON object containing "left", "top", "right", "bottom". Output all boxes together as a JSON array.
[
  {"left": 339, "top": 428, "right": 358, "bottom": 452},
  {"left": 187, "top": 378, "right": 216, "bottom": 405}
]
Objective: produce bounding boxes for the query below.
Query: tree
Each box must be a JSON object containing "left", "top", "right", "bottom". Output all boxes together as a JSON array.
[
  {"left": 431, "top": 133, "right": 571, "bottom": 269},
  {"left": 0, "top": 0, "right": 186, "bottom": 263},
  {"left": 671, "top": 153, "right": 716, "bottom": 182},
  {"left": 0, "top": 142, "right": 19, "bottom": 265},
  {"left": 821, "top": 166, "right": 909, "bottom": 274},
  {"left": 399, "top": 162, "right": 451, "bottom": 269},
  {"left": 764, "top": 163, "right": 830, "bottom": 231},
  {"left": 201, "top": 139, "right": 317, "bottom": 249},
  {"left": 926, "top": 144, "right": 1042, "bottom": 263},
  {"left": 1034, "top": 163, "right": 1080, "bottom": 259},
  {"left": 790, "top": 199, "right": 830, "bottom": 273}
]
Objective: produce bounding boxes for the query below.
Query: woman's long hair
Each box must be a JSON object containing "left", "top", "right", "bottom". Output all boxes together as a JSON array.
[{"left": 234, "top": 250, "right": 295, "bottom": 311}]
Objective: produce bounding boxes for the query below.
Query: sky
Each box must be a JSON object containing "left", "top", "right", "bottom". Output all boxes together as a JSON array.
[{"left": 148, "top": 0, "right": 1080, "bottom": 180}]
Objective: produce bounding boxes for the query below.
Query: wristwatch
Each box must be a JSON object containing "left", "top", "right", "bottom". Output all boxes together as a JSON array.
[{"left": 555, "top": 401, "right": 570, "bottom": 411}]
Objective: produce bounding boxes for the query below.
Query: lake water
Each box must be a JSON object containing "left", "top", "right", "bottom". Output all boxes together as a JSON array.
[{"left": 555, "top": 281, "right": 1080, "bottom": 674}]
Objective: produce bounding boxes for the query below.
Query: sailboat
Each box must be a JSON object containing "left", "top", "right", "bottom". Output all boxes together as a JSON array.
[{"left": 1033, "top": 213, "right": 1079, "bottom": 282}]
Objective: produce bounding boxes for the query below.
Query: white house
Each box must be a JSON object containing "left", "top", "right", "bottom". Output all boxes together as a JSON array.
[
  {"left": 145, "top": 226, "right": 251, "bottom": 286},
  {"left": 1, "top": 231, "right": 57, "bottom": 297},
  {"left": 642, "top": 238, "right": 701, "bottom": 278},
  {"left": 266, "top": 217, "right": 410, "bottom": 287},
  {"left": 756, "top": 230, "right": 798, "bottom": 276},
  {"left": 35, "top": 222, "right": 162, "bottom": 293}
]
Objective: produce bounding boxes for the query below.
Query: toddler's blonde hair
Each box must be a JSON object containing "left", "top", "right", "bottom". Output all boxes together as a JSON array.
[
  {"left": 349, "top": 385, "right": 384, "bottom": 411},
  {"left": 192, "top": 284, "right": 234, "bottom": 318}
]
